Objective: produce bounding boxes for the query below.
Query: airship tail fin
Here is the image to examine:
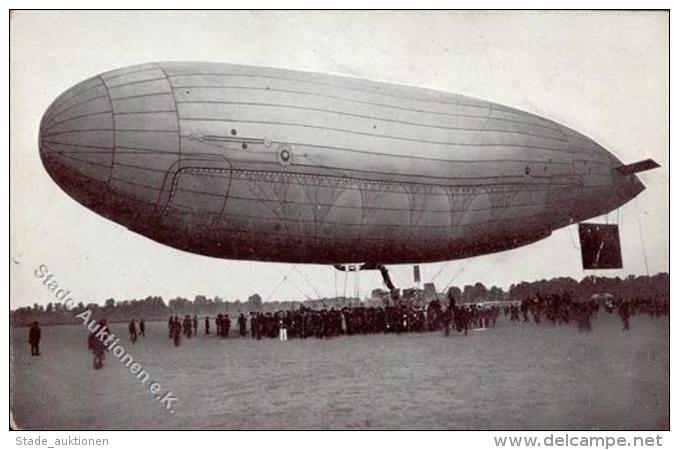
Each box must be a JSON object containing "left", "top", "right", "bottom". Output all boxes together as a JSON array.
[{"left": 615, "top": 159, "right": 660, "bottom": 175}]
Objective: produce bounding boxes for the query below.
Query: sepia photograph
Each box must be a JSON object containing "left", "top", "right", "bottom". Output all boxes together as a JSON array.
[{"left": 8, "top": 8, "right": 670, "bottom": 436}]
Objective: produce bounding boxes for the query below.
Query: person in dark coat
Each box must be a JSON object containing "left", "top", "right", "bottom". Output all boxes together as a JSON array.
[
  {"left": 441, "top": 307, "right": 452, "bottom": 337},
  {"left": 238, "top": 313, "right": 247, "bottom": 337},
  {"left": 216, "top": 314, "right": 223, "bottom": 337},
  {"left": 28, "top": 321, "right": 41, "bottom": 356},
  {"left": 139, "top": 318, "right": 145, "bottom": 337},
  {"left": 619, "top": 300, "right": 631, "bottom": 330},
  {"left": 183, "top": 315, "right": 192, "bottom": 338},
  {"left": 129, "top": 319, "right": 138, "bottom": 344},
  {"left": 205, "top": 316, "right": 210, "bottom": 335},
  {"left": 172, "top": 317, "right": 181, "bottom": 347},
  {"left": 90, "top": 319, "right": 109, "bottom": 369},
  {"left": 222, "top": 313, "right": 230, "bottom": 338}
]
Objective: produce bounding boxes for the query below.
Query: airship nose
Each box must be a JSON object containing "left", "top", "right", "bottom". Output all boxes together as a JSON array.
[{"left": 39, "top": 76, "right": 114, "bottom": 208}]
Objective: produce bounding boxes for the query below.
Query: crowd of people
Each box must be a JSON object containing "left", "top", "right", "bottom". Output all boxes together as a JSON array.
[
  {"left": 505, "top": 294, "right": 669, "bottom": 331},
  {"left": 127, "top": 318, "right": 145, "bottom": 344},
  {"left": 167, "top": 315, "right": 196, "bottom": 346},
  {"left": 605, "top": 296, "right": 670, "bottom": 330},
  {"left": 157, "top": 294, "right": 668, "bottom": 345},
  {"left": 505, "top": 293, "right": 600, "bottom": 331},
  {"left": 25, "top": 291, "right": 669, "bottom": 368},
  {"left": 162, "top": 299, "right": 504, "bottom": 345},
  {"left": 166, "top": 313, "right": 250, "bottom": 346},
  {"left": 102, "top": 294, "right": 670, "bottom": 349}
]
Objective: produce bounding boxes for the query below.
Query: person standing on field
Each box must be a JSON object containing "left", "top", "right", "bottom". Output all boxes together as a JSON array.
[{"left": 28, "top": 321, "right": 41, "bottom": 356}]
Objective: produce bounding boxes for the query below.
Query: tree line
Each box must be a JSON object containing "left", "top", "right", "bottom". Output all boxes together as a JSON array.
[{"left": 11, "top": 272, "right": 668, "bottom": 326}]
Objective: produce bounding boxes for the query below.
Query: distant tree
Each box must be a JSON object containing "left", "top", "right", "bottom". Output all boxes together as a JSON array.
[
  {"left": 489, "top": 286, "right": 504, "bottom": 301},
  {"left": 462, "top": 285, "right": 475, "bottom": 303},
  {"left": 473, "top": 282, "right": 488, "bottom": 301},
  {"left": 447, "top": 286, "right": 461, "bottom": 304},
  {"left": 247, "top": 293, "right": 263, "bottom": 311}
]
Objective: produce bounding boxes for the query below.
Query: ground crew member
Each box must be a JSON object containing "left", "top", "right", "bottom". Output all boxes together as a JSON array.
[
  {"left": 129, "top": 319, "right": 138, "bottom": 344},
  {"left": 28, "top": 321, "right": 41, "bottom": 356}
]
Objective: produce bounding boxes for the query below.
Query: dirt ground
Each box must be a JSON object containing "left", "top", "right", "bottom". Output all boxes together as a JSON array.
[{"left": 10, "top": 313, "right": 669, "bottom": 430}]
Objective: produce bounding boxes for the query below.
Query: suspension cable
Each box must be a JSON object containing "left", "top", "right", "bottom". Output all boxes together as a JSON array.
[
  {"left": 343, "top": 269, "right": 348, "bottom": 299},
  {"left": 634, "top": 198, "right": 651, "bottom": 276},
  {"left": 442, "top": 260, "right": 470, "bottom": 293},
  {"left": 265, "top": 266, "right": 297, "bottom": 302},
  {"left": 294, "top": 266, "right": 325, "bottom": 300}
]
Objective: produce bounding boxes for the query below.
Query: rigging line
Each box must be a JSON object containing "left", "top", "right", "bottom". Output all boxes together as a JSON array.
[
  {"left": 280, "top": 268, "right": 315, "bottom": 301},
  {"left": 294, "top": 266, "right": 325, "bottom": 300},
  {"left": 343, "top": 269, "right": 348, "bottom": 300},
  {"left": 442, "top": 260, "right": 470, "bottom": 292},
  {"left": 391, "top": 268, "right": 409, "bottom": 288},
  {"left": 429, "top": 261, "right": 450, "bottom": 284},
  {"left": 633, "top": 198, "right": 651, "bottom": 276},
  {"left": 357, "top": 270, "right": 361, "bottom": 300},
  {"left": 372, "top": 271, "right": 379, "bottom": 298},
  {"left": 566, "top": 224, "right": 580, "bottom": 250},
  {"left": 354, "top": 270, "right": 361, "bottom": 301},
  {"left": 271, "top": 265, "right": 316, "bottom": 301},
  {"left": 265, "top": 266, "right": 297, "bottom": 302}
]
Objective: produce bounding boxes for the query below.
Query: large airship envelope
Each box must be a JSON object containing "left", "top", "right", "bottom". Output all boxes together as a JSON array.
[{"left": 39, "top": 62, "right": 646, "bottom": 265}]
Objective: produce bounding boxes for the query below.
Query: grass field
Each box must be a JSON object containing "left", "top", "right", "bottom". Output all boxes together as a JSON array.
[{"left": 10, "top": 313, "right": 669, "bottom": 430}]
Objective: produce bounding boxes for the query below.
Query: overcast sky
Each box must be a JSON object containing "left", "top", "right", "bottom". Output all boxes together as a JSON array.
[{"left": 10, "top": 11, "right": 668, "bottom": 308}]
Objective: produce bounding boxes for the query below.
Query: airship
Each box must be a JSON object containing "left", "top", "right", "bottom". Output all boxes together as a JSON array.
[{"left": 38, "top": 62, "right": 657, "bottom": 291}]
